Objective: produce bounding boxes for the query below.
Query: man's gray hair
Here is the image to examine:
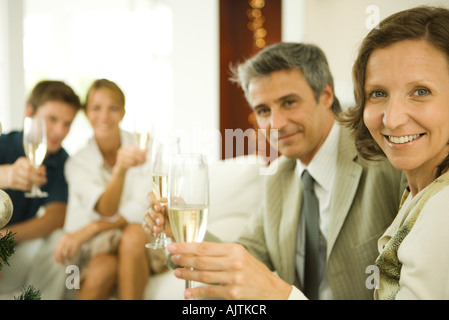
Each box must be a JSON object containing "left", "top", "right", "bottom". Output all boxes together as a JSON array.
[{"left": 230, "top": 42, "right": 341, "bottom": 115}]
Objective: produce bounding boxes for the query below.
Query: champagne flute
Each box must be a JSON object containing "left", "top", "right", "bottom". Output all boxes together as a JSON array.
[
  {"left": 133, "top": 115, "right": 151, "bottom": 151},
  {"left": 23, "top": 117, "right": 48, "bottom": 198},
  {"left": 168, "top": 153, "right": 209, "bottom": 290},
  {"left": 145, "top": 135, "right": 181, "bottom": 249},
  {"left": 135, "top": 131, "right": 150, "bottom": 151}
]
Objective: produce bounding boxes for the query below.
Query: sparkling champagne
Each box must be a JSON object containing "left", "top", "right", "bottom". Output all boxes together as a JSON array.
[
  {"left": 136, "top": 132, "right": 150, "bottom": 150},
  {"left": 24, "top": 142, "right": 47, "bottom": 166},
  {"left": 169, "top": 206, "right": 208, "bottom": 243},
  {"left": 152, "top": 174, "right": 168, "bottom": 204}
]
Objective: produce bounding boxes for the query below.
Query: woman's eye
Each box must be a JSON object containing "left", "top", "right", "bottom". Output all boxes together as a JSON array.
[
  {"left": 369, "top": 91, "right": 386, "bottom": 98},
  {"left": 413, "top": 88, "right": 429, "bottom": 96}
]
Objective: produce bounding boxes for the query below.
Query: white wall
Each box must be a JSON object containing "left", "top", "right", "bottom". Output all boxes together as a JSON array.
[
  {"left": 0, "top": 0, "right": 25, "bottom": 133},
  {"left": 0, "top": 0, "right": 9, "bottom": 132},
  {"left": 282, "top": 0, "right": 306, "bottom": 42},
  {"left": 167, "top": 0, "right": 220, "bottom": 159}
]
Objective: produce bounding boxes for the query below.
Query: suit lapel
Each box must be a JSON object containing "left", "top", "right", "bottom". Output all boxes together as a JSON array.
[
  {"left": 274, "top": 128, "right": 362, "bottom": 282},
  {"left": 327, "top": 127, "right": 362, "bottom": 256}
]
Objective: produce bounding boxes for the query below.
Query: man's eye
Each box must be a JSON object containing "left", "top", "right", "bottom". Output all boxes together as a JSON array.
[
  {"left": 284, "top": 99, "right": 296, "bottom": 107},
  {"left": 256, "top": 108, "right": 270, "bottom": 117}
]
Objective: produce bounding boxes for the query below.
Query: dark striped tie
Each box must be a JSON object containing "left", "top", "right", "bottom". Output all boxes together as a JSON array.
[{"left": 301, "top": 170, "right": 320, "bottom": 300}]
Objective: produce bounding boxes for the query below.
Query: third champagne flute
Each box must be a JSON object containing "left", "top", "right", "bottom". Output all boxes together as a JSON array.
[
  {"left": 133, "top": 115, "right": 152, "bottom": 152},
  {"left": 145, "top": 135, "right": 180, "bottom": 249},
  {"left": 135, "top": 131, "right": 150, "bottom": 151},
  {"left": 168, "top": 153, "right": 209, "bottom": 291},
  {"left": 23, "top": 117, "right": 48, "bottom": 198}
]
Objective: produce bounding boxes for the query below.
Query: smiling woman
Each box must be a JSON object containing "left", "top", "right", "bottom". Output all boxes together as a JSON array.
[
  {"left": 341, "top": 5, "right": 449, "bottom": 300},
  {"left": 363, "top": 39, "right": 449, "bottom": 183},
  {"left": 56, "top": 78, "right": 166, "bottom": 300}
]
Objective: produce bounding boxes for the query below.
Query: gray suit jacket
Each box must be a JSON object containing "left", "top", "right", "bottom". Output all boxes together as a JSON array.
[{"left": 235, "top": 126, "right": 406, "bottom": 300}]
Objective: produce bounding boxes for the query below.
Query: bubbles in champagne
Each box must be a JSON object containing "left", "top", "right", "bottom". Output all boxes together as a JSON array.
[{"left": 169, "top": 206, "right": 208, "bottom": 243}]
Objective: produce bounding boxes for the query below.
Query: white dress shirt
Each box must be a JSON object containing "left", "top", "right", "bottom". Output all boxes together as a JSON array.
[
  {"left": 294, "top": 122, "right": 340, "bottom": 300},
  {"left": 64, "top": 130, "right": 152, "bottom": 233}
]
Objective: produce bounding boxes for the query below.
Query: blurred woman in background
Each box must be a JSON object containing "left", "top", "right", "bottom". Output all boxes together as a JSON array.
[{"left": 55, "top": 79, "right": 165, "bottom": 299}]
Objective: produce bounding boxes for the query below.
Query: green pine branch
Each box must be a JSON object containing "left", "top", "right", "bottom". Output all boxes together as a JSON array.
[
  {"left": 14, "top": 285, "right": 42, "bottom": 300},
  {"left": 0, "top": 230, "right": 15, "bottom": 269},
  {"left": 0, "top": 231, "right": 42, "bottom": 300}
]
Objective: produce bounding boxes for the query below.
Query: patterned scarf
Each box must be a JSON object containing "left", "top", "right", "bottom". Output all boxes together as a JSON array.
[{"left": 375, "top": 171, "right": 449, "bottom": 300}]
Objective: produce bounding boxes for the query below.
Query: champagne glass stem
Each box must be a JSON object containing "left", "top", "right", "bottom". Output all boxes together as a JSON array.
[
  {"left": 185, "top": 267, "right": 194, "bottom": 300},
  {"left": 185, "top": 268, "right": 194, "bottom": 289},
  {"left": 25, "top": 166, "right": 47, "bottom": 198},
  {"left": 30, "top": 184, "right": 39, "bottom": 195},
  {"left": 156, "top": 205, "right": 169, "bottom": 244}
]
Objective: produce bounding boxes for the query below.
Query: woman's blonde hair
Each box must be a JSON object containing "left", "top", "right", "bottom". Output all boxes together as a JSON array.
[{"left": 84, "top": 78, "right": 125, "bottom": 111}]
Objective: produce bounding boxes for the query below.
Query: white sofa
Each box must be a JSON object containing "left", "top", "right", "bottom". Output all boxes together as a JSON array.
[{"left": 143, "top": 155, "right": 266, "bottom": 299}]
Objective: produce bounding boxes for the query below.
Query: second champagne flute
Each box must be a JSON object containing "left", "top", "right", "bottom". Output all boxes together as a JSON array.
[
  {"left": 145, "top": 135, "right": 180, "bottom": 249},
  {"left": 23, "top": 116, "right": 48, "bottom": 198},
  {"left": 168, "top": 153, "right": 209, "bottom": 291}
]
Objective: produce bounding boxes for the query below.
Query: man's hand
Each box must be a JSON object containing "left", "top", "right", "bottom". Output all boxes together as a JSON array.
[
  {"left": 6, "top": 157, "right": 46, "bottom": 191},
  {"left": 167, "top": 241, "right": 293, "bottom": 300}
]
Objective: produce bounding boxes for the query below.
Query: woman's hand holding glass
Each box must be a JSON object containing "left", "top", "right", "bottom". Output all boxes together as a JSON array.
[
  {"left": 143, "top": 190, "right": 174, "bottom": 239},
  {"left": 145, "top": 136, "right": 180, "bottom": 249}
]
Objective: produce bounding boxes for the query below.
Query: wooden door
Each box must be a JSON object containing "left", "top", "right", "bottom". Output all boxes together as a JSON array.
[{"left": 219, "top": 0, "right": 282, "bottom": 161}]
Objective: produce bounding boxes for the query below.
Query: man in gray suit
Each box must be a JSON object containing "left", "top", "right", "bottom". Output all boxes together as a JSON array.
[{"left": 145, "top": 42, "right": 405, "bottom": 299}]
